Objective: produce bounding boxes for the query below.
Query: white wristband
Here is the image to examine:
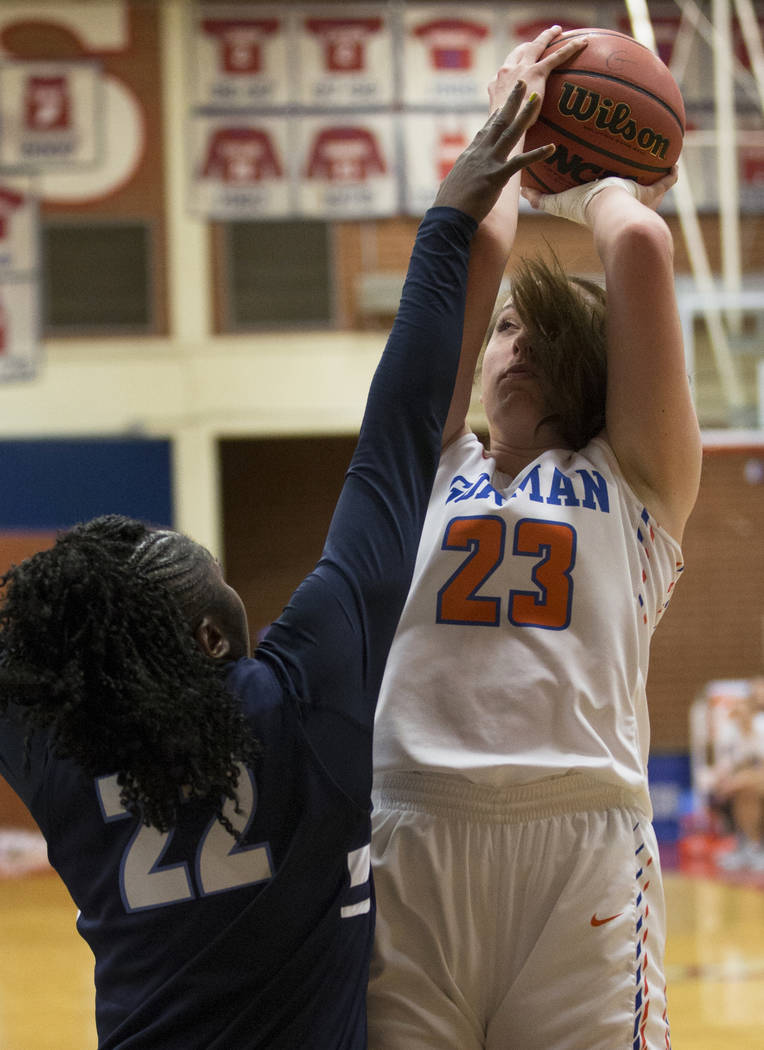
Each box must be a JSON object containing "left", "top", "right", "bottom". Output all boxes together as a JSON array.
[{"left": 536, "top": 176, "right": 639, "bottom": 226}]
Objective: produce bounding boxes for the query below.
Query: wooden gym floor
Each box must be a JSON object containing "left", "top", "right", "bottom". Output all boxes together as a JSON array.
[{"left": 0, "top": 852, "right": 763, "bottom": 1049}]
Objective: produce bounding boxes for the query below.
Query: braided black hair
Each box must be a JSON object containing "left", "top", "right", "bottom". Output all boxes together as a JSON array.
[{"left": 0, "top": 514, "right": 259, "bottom": 835}]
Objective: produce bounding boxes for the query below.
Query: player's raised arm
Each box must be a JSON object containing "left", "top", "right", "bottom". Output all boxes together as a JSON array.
[
  {"left": 522, "top": 172, "right": 702, "bottom": 541},
  {"left": 590, "top": 176, "right": 700, "bottom": 540},
  {"left": 259, "top": 86, "right": 553, "bottom": 730}
]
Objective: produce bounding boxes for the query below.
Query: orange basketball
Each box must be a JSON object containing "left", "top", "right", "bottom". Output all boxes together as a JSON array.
[{"left": 521, "top": 28, "right": 685, "bottom": 194}]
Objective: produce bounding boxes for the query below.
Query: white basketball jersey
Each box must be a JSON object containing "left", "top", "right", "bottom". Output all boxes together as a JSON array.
[{"left": 373, "top": 432, "right": 685, "bottom": 814}]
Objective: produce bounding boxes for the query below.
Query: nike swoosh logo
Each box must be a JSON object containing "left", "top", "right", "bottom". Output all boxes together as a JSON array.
[{"left": 590, "top": 912, "right": 623, "bottom": 927}]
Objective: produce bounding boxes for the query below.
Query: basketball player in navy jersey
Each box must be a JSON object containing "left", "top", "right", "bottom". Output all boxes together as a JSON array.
[{"left": 0, "top": 85, "right": 552, "bottom": 1050}]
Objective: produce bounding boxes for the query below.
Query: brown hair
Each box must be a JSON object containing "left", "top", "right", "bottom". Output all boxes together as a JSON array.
[{"left": 505, "top": 252, "right": 608, "bottom": 450}]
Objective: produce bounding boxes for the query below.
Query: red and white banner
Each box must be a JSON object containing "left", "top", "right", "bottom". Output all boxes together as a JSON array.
[
  {"left": 296, "top": 6, "right": 394, "bottom": 107},
  {"left": 296, "top": 114, "right": 397, "bottom": 218},
  {"left": 189, "top": 114, "right": 291, "bottom": 218},
  {"left": 402, "top": 5, "right": 498, "bottom": 107},
  {"left": 193, "top": 5, "right": 289, "bottom": 109},
  {"left": 0, "top": 60, "right": 104, "bottom": 170}
]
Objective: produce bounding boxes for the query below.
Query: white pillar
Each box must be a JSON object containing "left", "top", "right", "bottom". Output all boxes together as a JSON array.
[
  {"left": 160, "top": 0, "right": 211, "bottom": 343},
  {"left": 160, "top": 0, "right": 222, "bottom": 554},
  {"left": 172, "top": 424, "right": 222, "bottom": 559}
]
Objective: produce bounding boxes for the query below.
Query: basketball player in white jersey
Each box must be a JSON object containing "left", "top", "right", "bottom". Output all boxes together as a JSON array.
[{"left": 368, "top": 25, "right": 702, "bottom": 1050}]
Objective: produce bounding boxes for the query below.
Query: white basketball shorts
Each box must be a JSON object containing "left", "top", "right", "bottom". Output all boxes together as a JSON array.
[{"left": 368, "top": 771, "right": 670, "bottom": 1050}]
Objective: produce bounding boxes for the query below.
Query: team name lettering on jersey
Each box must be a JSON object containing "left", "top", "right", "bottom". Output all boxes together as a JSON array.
[
  {"left": 447, "top": 472, "right": 504, "bottom": 505},
  {"left": 446, "top": 465, "right": 610, "bottom": 512}
]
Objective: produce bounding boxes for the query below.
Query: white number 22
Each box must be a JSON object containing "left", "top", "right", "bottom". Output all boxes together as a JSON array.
[{"left": 96, "top": 764, "right": 273, "bottom": 912}]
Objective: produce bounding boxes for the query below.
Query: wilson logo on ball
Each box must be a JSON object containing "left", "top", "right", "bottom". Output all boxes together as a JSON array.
[{"left": 557, "top": 82, "right": 672, "bottom": 159}]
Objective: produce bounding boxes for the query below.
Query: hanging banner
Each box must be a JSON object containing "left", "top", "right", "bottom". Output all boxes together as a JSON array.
[
  {"left": 402, "top": 4, "right": 498, "bottom": 108},
  {"left": 193, "top": 4, "right": 290, "bottom": 108},
  {"left": 296, "top": 113, "right": 397, "bottom": 217},
  {"left": 296, "top": 5, "right": 394, "bottom": 107},
  {"left": 0, "top": 60, "right": 104, "bottom": 170},
  {"left": 189, "top": 113, "right": 292, "bottom": 218}
]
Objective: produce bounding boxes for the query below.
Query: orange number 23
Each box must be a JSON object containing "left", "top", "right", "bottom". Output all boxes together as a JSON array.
[{"left": 436, "top": 515, "right": 576, "bottom": 630}]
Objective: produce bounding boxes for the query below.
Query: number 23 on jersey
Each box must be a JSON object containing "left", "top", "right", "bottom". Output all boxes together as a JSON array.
[{"left": 436, "top": 515, "right": 576, "bottom": 630}]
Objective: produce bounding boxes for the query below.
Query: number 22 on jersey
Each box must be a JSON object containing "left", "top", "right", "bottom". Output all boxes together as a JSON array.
[
  {"left": 436, "top": 515, "right": 576, "bottom": 630},
  {"left": 96, "top": 764, "right": 273, "bottom": 912}
]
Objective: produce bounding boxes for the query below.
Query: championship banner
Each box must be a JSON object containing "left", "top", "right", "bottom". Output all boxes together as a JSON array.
[
  {"left": 402, "top": 4, "right": 499, "bottom": 108},
  {"left": 193, "top": 4, "right": 289, "bottom": 109},
  {"left": 401, "top": 110, "right": 484, "bottom": 214},
  {"left": 295, "top": 113, "right": 397, "bottom": 218},
  {"left": 188, "top": 113, "right": 292, "bottom": 218},
  {"left": 0, "top": 59, "right": 104, "bottom": 170},
  {"left": 295, "top": 5, "right": 394, "bottom": 107}
]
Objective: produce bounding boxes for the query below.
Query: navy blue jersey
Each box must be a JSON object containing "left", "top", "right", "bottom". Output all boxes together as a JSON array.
[{"left": 0, "top": 207, "right": 476, "bottom": 1049}]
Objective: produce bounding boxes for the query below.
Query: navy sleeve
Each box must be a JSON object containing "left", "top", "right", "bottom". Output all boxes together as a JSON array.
[
  {"left": 253, "top": 207, "right": 476, "bottom": 780},
  {"left": 0, "top": 714, "right": 25, "bottom": 793}
]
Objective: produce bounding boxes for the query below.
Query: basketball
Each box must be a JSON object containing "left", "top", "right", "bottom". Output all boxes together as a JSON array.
[{"left": 521, "top": 28, "right": 686, "bottom": 194}]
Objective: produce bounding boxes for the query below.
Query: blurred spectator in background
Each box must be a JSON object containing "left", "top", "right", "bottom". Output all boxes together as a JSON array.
[{"left": 711, "top": 678, "right": 764, "bottom": 872}]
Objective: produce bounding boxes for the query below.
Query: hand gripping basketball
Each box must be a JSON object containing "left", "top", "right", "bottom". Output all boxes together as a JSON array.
[
  {"left": 521, "top": 167, "right": 678, "bottom": 226},
  {"left": 488, "top": 26, "right": 588, "bottom": 115}
]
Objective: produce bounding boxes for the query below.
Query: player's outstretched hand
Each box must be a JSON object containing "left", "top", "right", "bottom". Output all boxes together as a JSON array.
[
  {"left": 521, "top": 167, "right": 679, "bottom": 226},
  {"left": 434, "top": 81, "right": 554, "bottom": 225}
]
